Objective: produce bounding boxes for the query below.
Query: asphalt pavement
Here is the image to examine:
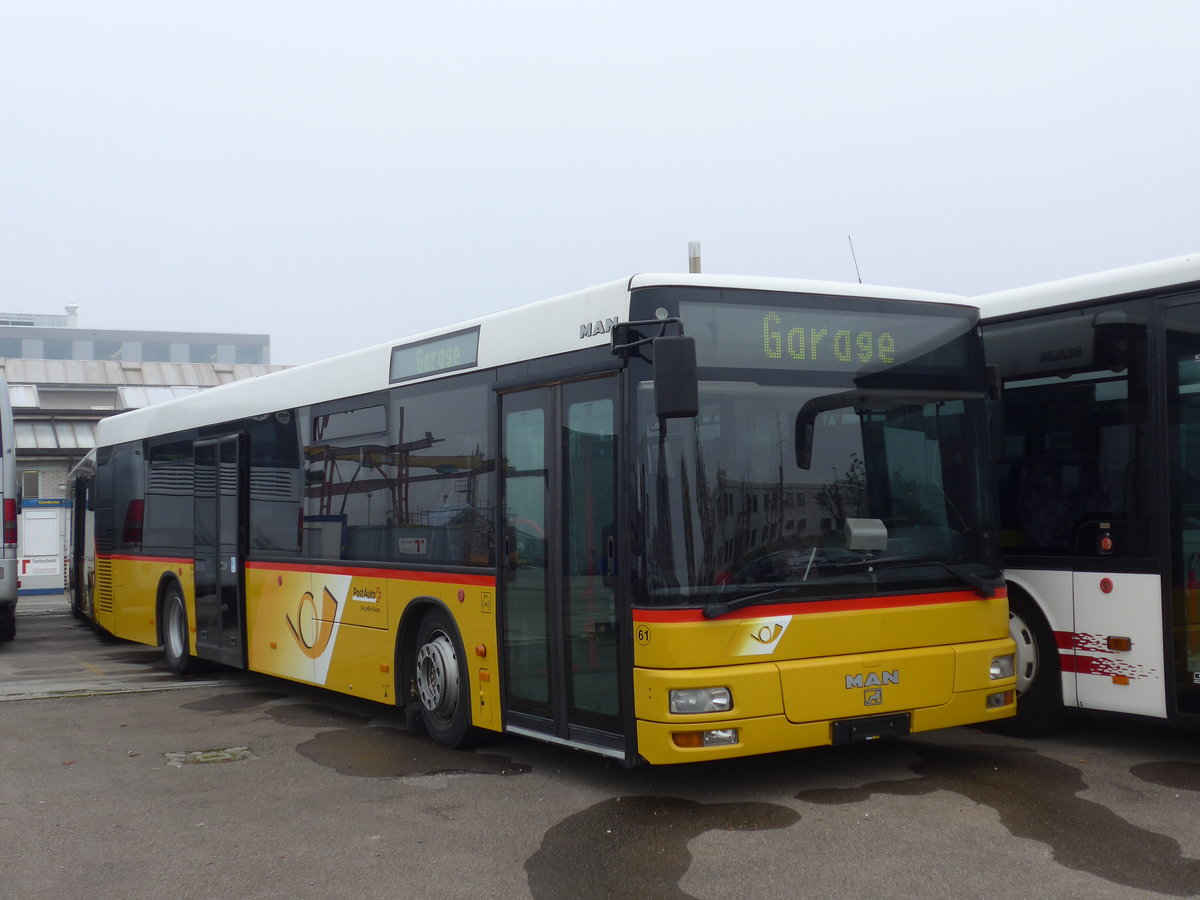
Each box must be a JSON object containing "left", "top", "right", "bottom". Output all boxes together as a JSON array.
[{"left": 2, "top": 596, "right": 1200, "bottom": 899}]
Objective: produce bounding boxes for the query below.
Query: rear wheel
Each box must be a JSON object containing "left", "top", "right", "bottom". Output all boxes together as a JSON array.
[
  {"left": 0, "top": 613, "right": 14, "bottom": 642},
  {"left": 414, "top": 608, "right": 477, "bottom": 748},
  {"left": 163, "top": 587, "right": 201, "bottom": 675}
]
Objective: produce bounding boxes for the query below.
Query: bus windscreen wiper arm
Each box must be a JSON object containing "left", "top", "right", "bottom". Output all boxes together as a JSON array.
[
  {"left": 702, "top": 588, "right": 784, "bottom": 619},
  {"left": 832, "top": 556, "right": 1001, "bottom": 598}
]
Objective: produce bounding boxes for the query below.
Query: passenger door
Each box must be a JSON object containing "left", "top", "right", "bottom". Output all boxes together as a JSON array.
[
  {"left": 500, "top": 377, "right": 622, "bottom": 752},
  {"left": 193, "top": 435, "right": 245, "bottom": 668}
]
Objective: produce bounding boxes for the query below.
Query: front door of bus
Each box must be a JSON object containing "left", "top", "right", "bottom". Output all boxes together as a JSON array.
[
  {"left": 500, "top": 377, "right": 622, "bottom": 751},
  {"left": 1162, "top": 300, "right": 1200, "bottom": 718},
  {"left": 194, "top": 435, "right": 244, "bottom": 668}
]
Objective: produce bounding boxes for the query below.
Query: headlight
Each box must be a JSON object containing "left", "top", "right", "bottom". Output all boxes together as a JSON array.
[
  {"left": 669, "top": 686, "right": 732, "bottom": 714},
  {"left": 990, "top": 654, "right": 1015, "bottom": 680}
]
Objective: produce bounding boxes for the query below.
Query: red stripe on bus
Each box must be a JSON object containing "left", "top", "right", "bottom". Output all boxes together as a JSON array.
[
  {"left": 245, "top": 559, "right": 497, "bottom": 587},
  {"left": 106, "top": 554, "right": 191, "bottom": 565},
  {"left": 632, "top": 588, "right": 999, "bottom": 623},
  {"left": 1058, "top": 651, "right": 1149, "bottom": 680},
  {"left": 102, "top": 555, "right": 496, "bottom": 588}
]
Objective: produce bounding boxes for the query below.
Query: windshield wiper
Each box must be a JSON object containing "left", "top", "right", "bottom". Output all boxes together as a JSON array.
[
  {"left": 831, "top": 555, "right": 1002, "bottom": 598},
  {"left": 703, "top": 588, "right": 784, "bottom": 619}
]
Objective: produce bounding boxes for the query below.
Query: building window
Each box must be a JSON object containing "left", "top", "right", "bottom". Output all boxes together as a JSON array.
[
  {"left": 21, "top": 470, "right": 39, "bottom": 498},
  {"left": 0, "top": 339, "right": 21, "bottom": 358},
  {"left": 235, "top": 344, "right": 263, "bottom": 364},
  {"left": 142, "top": 342, "right": 170, "bottom": 362},
  {"left": 43, "top": 340, "right": 73, "bottom": 360},
  {"left": 94, "top": 340, "right": 124, "bottom": 360},
  {"left": 190, "top": 343, "right": 218, "bottom": 363}
]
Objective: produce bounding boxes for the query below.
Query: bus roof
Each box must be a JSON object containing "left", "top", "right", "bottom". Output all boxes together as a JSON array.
[
  {"left": 974, "top": 252, "right": 1200, "bottom": 321},
  {"left": 96, "top": 273, "right": 969, "bottom": 447}
]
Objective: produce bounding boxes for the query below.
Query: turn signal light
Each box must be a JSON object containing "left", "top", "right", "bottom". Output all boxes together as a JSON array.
[
  {"left": 986, "top": 690, "right": 1015, "bottom": 709},
  {"left": 671, "top": 728, "right": 739, "bottom": 748}
]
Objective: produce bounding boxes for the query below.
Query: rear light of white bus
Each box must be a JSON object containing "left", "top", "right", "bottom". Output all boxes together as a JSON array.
[{"left": 3, "top": 499, "right": 15, "bottom": 547}]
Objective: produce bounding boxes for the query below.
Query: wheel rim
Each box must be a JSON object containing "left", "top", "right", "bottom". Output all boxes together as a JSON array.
[
  {"left": 1008, "top": 609, "right": 1038, "bottom": 696},
  {"left": 416, "top": 630, "right": 460, "bottom": 720},
  {"left": 166, "top": 598, "right": 186, "bottom": 661}
]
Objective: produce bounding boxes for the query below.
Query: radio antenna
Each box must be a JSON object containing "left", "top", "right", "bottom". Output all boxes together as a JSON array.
[{"left": 847, "top": 235, "right": 863, "bottom": 284}]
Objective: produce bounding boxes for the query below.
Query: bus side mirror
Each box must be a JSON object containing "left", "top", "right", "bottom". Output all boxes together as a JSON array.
[
  {"left": 795, "top": 411, "right": 815, "bottom": 470},
  {"left": 653, "top": 336, "right": 699, "bottom": 419}
]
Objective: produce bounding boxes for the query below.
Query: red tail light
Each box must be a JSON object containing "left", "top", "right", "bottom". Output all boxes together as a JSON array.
[
  {"left": 122, "top": 499, "right": 145, "bottom": 545},
  {"left": 2, "top": 499, "right": 15, "bottom": 547}
]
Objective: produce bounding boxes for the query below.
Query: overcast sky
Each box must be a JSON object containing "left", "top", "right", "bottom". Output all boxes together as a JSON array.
[{"left": 3, "top": 2, "right": 1197, "bottom": 365}]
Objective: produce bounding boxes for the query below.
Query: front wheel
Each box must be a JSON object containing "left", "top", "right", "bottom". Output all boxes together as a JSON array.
[
  {"left": 413, "top": 608, "right": 478, "bottom": 748},
  {"left": 993, "top": 589, "right": 1066, "bottom": 735},
  {"left": 163, "top": 588, "right": 202, "bottom": 675}
]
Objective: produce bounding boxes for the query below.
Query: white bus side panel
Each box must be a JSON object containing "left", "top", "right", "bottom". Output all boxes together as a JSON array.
[
  {"left": 1008, "top": 568, "right": 1167, "bottom": 718},
  {"left": 1072, "top": 572, "right": 1166, "bottom": 718}
]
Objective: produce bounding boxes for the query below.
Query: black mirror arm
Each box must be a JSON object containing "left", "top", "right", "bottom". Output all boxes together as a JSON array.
[{"left": 611, "top": 318, "right": 686, "bottom": 358}]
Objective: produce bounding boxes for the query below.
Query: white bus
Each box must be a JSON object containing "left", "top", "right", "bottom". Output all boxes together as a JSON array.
[
  {"left": 0, "top": 377, "right": 17, "bottom": 640},
  {"left": 67, "top": 273, "right": 1015, "bottom": 764},
  {"left": 977, "top": 253, "right": 1200, "bottom": 732}
]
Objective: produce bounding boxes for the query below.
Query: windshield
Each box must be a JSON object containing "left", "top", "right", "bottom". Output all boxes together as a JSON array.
[{"left": 629, "top": 291, "right": 997, "bottom": 608}]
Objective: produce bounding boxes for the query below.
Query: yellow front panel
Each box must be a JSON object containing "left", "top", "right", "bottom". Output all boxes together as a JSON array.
[
  {"left": 630, "top": 592, "right": 1017, "bottom": 763},
  {"left": 778, "top": 646, "right": 955, "bottom": 723}
]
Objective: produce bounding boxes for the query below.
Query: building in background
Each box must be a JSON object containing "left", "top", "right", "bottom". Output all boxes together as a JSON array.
[{"left": 2, "top": 308, "right": 283, "bottom": 593}]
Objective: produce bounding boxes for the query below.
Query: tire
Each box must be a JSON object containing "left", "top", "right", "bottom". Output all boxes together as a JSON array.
[
  {"left": 163, "top": 587, "right": 201, "bottom": 675},
  {"left": 413, "top": 608, "right": 478, "bottom": 748},
  {"left": 0, "top": 614, "right": 14, "bottom": 642},
  {"left": 992, "top": 588, "right": 1066, "bottom": 736}
]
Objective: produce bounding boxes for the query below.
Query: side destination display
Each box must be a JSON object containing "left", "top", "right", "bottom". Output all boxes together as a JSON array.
[{"left": 390, "top": 326, "right": 481, "bottom": 383}]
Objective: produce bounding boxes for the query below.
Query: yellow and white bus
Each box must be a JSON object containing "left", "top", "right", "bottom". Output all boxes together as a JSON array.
[
  {"left": 67, "top": 274, "right": 1015, "bottom": 764},
  {"left": 978, "top": 253, "right": 1200, "bottom": 733}
]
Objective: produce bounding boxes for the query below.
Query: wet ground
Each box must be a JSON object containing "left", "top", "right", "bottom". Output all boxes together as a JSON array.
[{"left": 2, "top": 597, "right": 1199, "bottom": 899}]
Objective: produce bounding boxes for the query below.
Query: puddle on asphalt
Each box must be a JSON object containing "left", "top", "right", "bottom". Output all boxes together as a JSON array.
[
  {"left": 525, "top": 796, "right": 799, "bottom": 900},
  {"left": 1131, "top": 760, "right": 1200, "bottom": 793},
  {"left": 265, "top": 703, "right": 370, "bottom": 728},
  {"left": 181, "top": 691, "right": 289, "bottom": 713},
  {"left": 796, "top": 742, "right": 1200, "bottom": 896},
  {"left": 106, "top": 651, "right": 166, "bottom": 663},
  {"left": 296, "top": 726, "right": 531, "bottom": 778}
]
